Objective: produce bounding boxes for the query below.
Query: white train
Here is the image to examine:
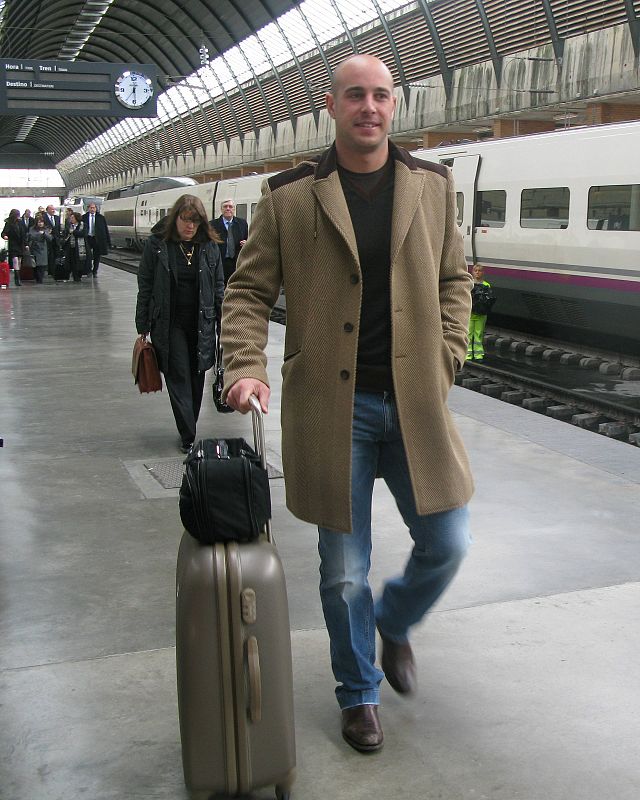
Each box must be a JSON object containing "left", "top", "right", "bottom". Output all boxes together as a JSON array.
[
  {"left": 101, "top": 174, "right": 272, "bottom": 249},
  {"left": 60, "top": 194, "right": 104, "bottom": 216},
  {"left": 101, "top": 122, "right": 640, "bottom": 354},
  {"left": 432, "top": 121, "right": 640, "bottom": 355}
]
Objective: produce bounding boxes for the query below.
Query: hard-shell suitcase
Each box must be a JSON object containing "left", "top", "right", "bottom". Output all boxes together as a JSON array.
[
  {"left": 176, "top": 397, "right": 296, "bottom": 800},
  {"left": 0, "top": 261, "right": 9, "bottom": 287}
]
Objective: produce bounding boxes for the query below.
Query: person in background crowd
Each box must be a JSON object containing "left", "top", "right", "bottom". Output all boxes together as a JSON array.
[
  {"left": 82, "top": 202, "right": 111, "bottom": 277},
  {"left": 466, "top": 264, "right": 496, "bottom": 362},
  {"left": 64, "top": 212, "right": 87, "bottom": 283},
  {"left": 211, "top": 199, "right": 248, "bottom": 285},
  {"left": 63, "top": 207, "right": 75, "bottom": 235},
  {"left": 221, "top": 54, "right": 474, "bottom": 753},
  {"left": 2, "top": 209, "right": 25, "bottom": 286},
  {"left": 26, "top": 216, "right": 53, "bottom": 284},
  {"left": 43, "top": 204, "right": 62, "bottom": 277},
  {"left": 20, "top": 208, "right": 34, "bottom": 235},
  {"left": 135, "top": 194, "right": 225, "bottom": 453}
]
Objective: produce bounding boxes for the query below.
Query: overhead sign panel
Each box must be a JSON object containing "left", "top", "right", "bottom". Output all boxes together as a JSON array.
[{"left": 0, "top": 60, "right": 158, "bottom": 117}]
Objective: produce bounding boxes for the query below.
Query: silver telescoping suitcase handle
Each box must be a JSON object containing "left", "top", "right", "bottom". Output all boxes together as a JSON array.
[{"left": 248, "top": 395, "right": 273, "bottom": 544}]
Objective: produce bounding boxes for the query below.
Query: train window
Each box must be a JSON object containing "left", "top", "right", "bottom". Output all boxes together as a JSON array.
[
  {"left": 520, "top": 187, "right": 569, "bottom": 229},
  {"left": 587, "top": 185, "right": 640, "bottom": 231},
  {"left": 236, "top": 203, "right": 248, "bottom": 219},
  {"left": 456, "top": 193, "right": 464, "bottom": 226},
  {"left": 476, "top": 190, "right": 506, "bottom": 227}
]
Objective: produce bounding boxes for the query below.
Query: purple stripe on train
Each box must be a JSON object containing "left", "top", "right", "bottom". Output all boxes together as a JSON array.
[{"left": 483, "top": 265, "right": 640, "bottom": 293}]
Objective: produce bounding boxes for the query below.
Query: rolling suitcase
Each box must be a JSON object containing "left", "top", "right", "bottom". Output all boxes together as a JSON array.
[
  {"left": 0, "top": 261, "right": 9, "bottom": 288},
  {"left": 176, "top": 396, "right": 296, "bottom": 800},
  {"left": 54, "top": 255, "right": 70, "bottom": 281},
  {"left": 20, "top": 254, "right": 35, "bottom": 281}
]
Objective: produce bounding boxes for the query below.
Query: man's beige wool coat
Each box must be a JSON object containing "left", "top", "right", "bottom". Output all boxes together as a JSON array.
[{"left": 221, "top": 143, "right": 474, "bottom": 533}]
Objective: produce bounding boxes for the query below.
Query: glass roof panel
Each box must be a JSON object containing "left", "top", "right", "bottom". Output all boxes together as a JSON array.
[
  {"left": 300, "top": 0, "right": 346, "bottom": 42},
  {"left": 255, "top": 25, "right": 290, "bottom": 65},
  {"left": 239, "top": 36, "right": 270, "bottom": 75},
  {"left": 336, "top": 0, "right": 378, "bottom": 28},
  {"left": 378, "top": 0, "right": 409, "bottom": 11},
  {"left": 278, "top": 10, "right": 316, "bottom": 56},
  {"left": 68, "top": 0, "right": 414, "bottom": 173},
  {"left": 224, "top": 49, "right": 254, "bottom": 86}
]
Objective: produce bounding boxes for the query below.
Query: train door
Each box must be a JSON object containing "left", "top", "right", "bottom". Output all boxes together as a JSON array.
[{"left": 444, "top": 154, "right": 480, "bottom": 266}]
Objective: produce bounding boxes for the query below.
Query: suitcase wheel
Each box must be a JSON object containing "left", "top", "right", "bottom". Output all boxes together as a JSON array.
[{"left": 275, "top": 787, "right": 290, "bottom": 800}]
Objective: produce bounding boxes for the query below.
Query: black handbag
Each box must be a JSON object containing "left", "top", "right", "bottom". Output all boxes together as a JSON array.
[
  {"left": 179, "top": 437, "right": 271, "bottom": 544},
  {"left": 471, "top": 283, "right": 496, "bottom": 315},
  {"left": 212, "top": 341, "right": 234, "bottom": 413}
]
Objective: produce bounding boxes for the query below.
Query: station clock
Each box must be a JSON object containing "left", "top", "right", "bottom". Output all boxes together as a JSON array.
[{"left": 114, "top": 70, "right": 154, "bottom": 109}]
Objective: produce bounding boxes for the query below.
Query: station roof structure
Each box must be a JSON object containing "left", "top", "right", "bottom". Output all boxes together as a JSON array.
[
  {"left": 1, "top": 0, "right": 639, "bottom": 191},
  {"left": 0, "top": 0, "right": 299, "bottom": 166}
]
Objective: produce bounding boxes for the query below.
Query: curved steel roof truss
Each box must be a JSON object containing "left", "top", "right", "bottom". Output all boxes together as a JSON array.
[{"left": 2, "top": 0, "right": 636, "bottom": 188}]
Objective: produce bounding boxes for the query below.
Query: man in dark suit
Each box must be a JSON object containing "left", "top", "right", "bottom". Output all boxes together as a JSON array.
[
  {"left": 82, "top": 202, "right": 111, "bottom": 276},
  {"left": 44, "top": 204, "right": 62, "bottom": 276},
  {"left": 20, "top": 209, "right": 34, "bottom": 235},
  {"left": 211, "top": 199, "right": 248, "bottom": 285}
]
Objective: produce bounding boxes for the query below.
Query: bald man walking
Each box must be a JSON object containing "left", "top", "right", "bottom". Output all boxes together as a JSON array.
[{"left": 221, "top": 54, "right": 474, "bottom": 752}]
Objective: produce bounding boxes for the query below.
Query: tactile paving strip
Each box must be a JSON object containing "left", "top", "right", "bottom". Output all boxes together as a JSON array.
[{"left": 144, "top": 457, "right": 283, "bottom": 489}]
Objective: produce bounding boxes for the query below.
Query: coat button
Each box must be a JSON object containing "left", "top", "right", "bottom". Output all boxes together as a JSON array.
[
  {"left": 350, "top": 274, "right": 359, "bottom": 284},
  {"left": 343, "top": 322, "right": 354, "bottom": 332},
  {"left": 340, "top": 370, "right": 350, "bottom": 380}
]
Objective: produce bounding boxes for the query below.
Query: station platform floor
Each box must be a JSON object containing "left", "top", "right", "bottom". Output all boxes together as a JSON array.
[{"left": 1, "top": 267, "right": 640, "bottom": 800}]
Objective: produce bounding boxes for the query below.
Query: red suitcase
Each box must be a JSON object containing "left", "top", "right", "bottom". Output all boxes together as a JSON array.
[
  {"left": 176, "top": 397, "right": 296, "bottom": 800},
  {"left": 0, "top": 261, "right": 9, "bottom": 287}
]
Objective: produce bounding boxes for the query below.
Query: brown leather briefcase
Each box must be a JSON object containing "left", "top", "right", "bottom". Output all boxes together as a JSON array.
[{"left": 132, "top": 335, "right": 162, "bottom": 393}]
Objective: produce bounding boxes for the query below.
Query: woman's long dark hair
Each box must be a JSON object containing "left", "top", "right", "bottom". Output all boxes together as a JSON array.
[
  {"left": 163, "top": 194, "right": 221, "bottom": 244},
  {"left": 5, "top": 209, "right": 20, "bottom": 224}
]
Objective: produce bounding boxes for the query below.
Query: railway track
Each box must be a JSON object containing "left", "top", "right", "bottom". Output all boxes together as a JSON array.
[{"left": 460, "top": 341, "right": 640, "bottom": 446}]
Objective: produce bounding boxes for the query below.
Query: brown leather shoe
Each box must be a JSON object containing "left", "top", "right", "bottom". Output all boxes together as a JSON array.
[
  {"left": 341, "top": 704, "right": 384, "bottom": 752},
  {"left": 377, "top": 627, "right": 417, "bottom": 695}
]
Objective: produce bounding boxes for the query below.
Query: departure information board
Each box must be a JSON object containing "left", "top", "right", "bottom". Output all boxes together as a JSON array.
[{"left": 0, "top": 59, "right": 158, "bottom": 118}]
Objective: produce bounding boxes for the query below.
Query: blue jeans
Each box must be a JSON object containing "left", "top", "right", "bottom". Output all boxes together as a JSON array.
[{"left": 318, "top": 390, "right": 471, "bottom": 709}]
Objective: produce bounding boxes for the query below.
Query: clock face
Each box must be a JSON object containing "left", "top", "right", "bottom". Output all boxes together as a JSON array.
[{"left": 114, "top": 71, "right": 154, "bottom": 109}]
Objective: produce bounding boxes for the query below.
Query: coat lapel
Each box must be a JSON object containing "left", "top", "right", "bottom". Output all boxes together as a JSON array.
[
  {"left": 390, "top": 162, "right": 425, "bottom": 265},
  {"left": 312, "top": 172, "right": 360, "bottom": 268}
]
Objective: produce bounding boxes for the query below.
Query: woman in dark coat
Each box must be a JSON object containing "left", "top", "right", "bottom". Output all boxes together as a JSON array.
[
  {"left": 135, "top": 194, "right": 225, "bottom": 452},
  {"left": 1, "top": 209, "right": 25, "bottom": 286},
  {"left": 27, "top": 216, "right": 53, "bottom": 284},
  {"left": 63, "top": 212, "right": 88, "bottom": 282}
]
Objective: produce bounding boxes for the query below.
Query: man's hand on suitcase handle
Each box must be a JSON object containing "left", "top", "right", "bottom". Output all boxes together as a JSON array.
[{"left": 226, "top": 378, "right": 270, "bottom": 414}]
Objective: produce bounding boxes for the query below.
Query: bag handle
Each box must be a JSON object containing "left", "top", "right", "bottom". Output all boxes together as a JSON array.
[
  {"left": 248, "top": 395, "right": 267, "bottom": 470},
  {"left": 248, "top": 395, "right": 273, "bottom": 544},
  {"left": 246, "top": 635, "right": 262, "bottom": 723}
]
